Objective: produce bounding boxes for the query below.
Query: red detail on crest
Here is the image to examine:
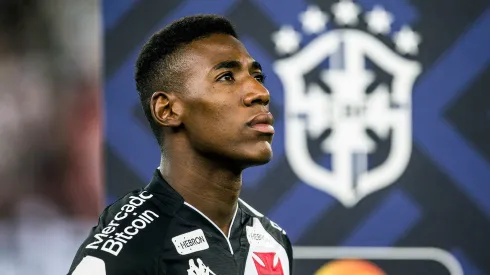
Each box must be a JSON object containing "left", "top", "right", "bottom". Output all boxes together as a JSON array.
[{"left": 252, "top": 252, "right": 284, "bottom": 275}]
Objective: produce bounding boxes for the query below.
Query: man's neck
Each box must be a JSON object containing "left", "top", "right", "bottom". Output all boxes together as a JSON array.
[{"left": 159, "top": 154, "right": 242, "bottom": 237}]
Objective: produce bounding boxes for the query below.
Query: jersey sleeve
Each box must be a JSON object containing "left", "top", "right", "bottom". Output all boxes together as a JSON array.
[
  {"left": 67, "top": 229, "right": 161, "bottom": 275},
  {"left": 284, "top": 234, "right": 294, "bottom": 274},
  {"left": 70, "top": 255, "right": 107, "bottom": 275},
  {"left": 70, "top": 253, "right": 164, "bottom": 275}
]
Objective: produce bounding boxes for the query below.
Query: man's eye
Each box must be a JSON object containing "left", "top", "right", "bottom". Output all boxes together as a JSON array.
[
  {"left": 255, "top": 74, "right": 266, "bottom": 83},
  {"left": 218, "top": 73, "right": 234, "bottom": 82}
]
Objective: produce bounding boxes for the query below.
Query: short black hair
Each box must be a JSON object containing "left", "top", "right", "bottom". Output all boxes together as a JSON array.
[{"left": 135, "top": 14, "right": 238, "bottom": 148}]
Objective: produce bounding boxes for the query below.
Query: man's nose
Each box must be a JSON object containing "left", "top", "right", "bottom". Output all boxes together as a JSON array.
[{"left": 242, "top": 80, "right": 270, "bottom": 107}]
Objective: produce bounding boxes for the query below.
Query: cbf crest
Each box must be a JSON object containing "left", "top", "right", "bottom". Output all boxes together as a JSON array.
[{"left": 272, "top": 0, "right": 422, "bottom": 207}]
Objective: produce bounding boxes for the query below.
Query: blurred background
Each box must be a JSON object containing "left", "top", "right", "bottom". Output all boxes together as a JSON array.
[
  {"left": 1, "top": 0, "right": 489, "bottom": 274},
  {"left": 0, "top": 0, "right": 102, "bottom": 274}
]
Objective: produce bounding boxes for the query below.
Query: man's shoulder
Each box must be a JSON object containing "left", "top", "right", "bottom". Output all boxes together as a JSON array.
[
  {"left": 100, "top": 188, "right": 165, "bottom": 227},
  {"left": 68, "top": 189, "right": 175, "bottom": 275}
]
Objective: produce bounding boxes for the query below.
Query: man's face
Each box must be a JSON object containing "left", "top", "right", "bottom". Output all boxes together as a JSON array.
[{"left": 178, "top": 33, "right": 273, "bottom": 167}]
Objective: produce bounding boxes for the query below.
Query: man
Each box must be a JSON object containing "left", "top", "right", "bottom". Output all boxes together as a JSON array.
[{"left": 68, "top": 14, "right": 293, "bottom": 275}]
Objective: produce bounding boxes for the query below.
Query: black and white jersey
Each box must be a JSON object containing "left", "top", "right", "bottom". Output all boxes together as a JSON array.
[{"left": 67, "top": 170, "right": 293, "bottom": 275}]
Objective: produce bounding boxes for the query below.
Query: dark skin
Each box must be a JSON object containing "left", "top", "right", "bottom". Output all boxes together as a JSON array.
[{"left": 150, "top": 33, "right": 273, "bottom": 236}]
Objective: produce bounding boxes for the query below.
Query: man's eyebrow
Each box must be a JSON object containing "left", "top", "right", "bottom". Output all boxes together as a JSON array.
[
  {"left": 212, "top": 60, "right": 263, "bottom": 71},
  {"left": 251, "top": 61, "right": 262, "bottom": 72},
  {"left": 212, "top": 60, "right": 242, "bottom": 71}
]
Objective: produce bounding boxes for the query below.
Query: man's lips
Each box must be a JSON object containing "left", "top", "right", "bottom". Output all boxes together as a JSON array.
[{"left": 247, "top": 112, "right": 275, "bottom": 134}]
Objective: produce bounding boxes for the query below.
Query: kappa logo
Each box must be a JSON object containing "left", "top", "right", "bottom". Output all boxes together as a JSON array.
[
  {"left": 272, "top": 0, "right": 422, "bottom": 207},
  {"left": 187, "top": 258, "right": 215, "bottom": 275},
  {"left": 252, "top": 252, "right": 285, "bottom": 275}
]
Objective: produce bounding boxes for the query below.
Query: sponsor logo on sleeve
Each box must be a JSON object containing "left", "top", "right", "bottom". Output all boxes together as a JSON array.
[
  {"left": 85, "top": 191, "right": 159, "bottom": 257},
  {"left": 172, "top": 229, "right": 210, "bottom": 255}
]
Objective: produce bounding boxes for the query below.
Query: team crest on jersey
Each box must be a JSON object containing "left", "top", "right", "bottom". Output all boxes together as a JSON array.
[
  {"left": 252, "top": 252, "right": 285, "bottom": 275},
  {"left": 272, "top": 0, "right": 422, "bottom": 207},
  {"left": 244, "top": 218, "right": 290, "bottom": 275}
]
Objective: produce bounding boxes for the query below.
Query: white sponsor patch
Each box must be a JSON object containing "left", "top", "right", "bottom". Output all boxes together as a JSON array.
[{"left": 172, "top": 229, "right": 209, "bottom": 255}]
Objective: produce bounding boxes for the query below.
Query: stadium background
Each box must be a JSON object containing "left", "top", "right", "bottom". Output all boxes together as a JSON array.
[{"left": 103, "top": 0, "right": 490, "bottom": 274}]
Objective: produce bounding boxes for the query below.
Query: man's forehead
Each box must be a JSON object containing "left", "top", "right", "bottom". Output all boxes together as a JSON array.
[{"left": 184, "top": 34, "right": 254, "bottom": 66}]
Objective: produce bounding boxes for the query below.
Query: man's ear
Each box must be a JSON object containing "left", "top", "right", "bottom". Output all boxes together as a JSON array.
[{"left": 150, "top": 91, "right": 184, "bottom": 128}]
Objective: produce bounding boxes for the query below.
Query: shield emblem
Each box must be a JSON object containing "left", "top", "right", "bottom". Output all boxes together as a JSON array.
[{"left": 273, "top": 29, "right": 421, "bottom": 207}]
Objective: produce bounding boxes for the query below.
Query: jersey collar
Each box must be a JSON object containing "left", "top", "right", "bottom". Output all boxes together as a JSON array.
[{"left": 143, "top": 169, "right": 184, "bottom": 214}]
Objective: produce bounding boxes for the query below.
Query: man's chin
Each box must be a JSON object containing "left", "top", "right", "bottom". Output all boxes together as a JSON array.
[
  {"left": 217, "top": 142, "right": 273, "bottom": 170},
  {"left": 242, "top": 150, "right": 273, "bottom": 168}
]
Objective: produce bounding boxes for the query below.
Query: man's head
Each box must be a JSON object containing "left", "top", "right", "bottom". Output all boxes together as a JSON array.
[{"left": 135, "top": 15, "right": 274, "bottom": 169}]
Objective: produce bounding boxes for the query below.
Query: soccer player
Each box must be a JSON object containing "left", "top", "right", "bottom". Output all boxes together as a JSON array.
[{"left": 68, "top": 15, "right": 293, "bottom": 275}]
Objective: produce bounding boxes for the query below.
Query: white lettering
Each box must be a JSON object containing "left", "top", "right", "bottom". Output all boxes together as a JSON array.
[
  {"left": 89, "top": 191, "right": 159, "bottom": 257},
  {"left": 108, "top": 219, "right": 119, "bottom": 227},
  {"left": 115, "top": 232, "right": 131, "bottom": 240},
  {"left": 139, "top": 215, "right": 151, "bottom": 223},
  {"left": 124, "top": 226, "right": 139, "bottom": 236},
  {"left": 142, "top": 210, "right": 159, "bottom": 221},
  {"left": 114, "top": 236, "right": 127, "bottom": 243},
  {"left": 139, "top": 191, "right": 153, "bottom": 200},
  {"left": 180, "top": 236, "right": 206, "bottom": 248},
  {"left": 102, "top": 226, "right": 115, "bottom": 235},
  {"left": 86, "top": 233, "right": 107, "bottom": 250},
  {"left": 128, "top": 196, "right": 144, "bottom": 207},
  {"left": 101, "top": 240, "right": 123, "bottom": 256},
  {"left": 132, "top": 219, "right": 146, "bottom": 229},
  {"left": 121, "top": 204, "right": 136, "bottom": 212},
  {"left": 114, "top": 211, "right": 127, "bottom": 221}
]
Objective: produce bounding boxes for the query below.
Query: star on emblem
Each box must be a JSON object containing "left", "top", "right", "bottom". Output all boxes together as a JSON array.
[
  {"left": 332, "top": 0, "right": 361, "bottom": 26},
  {"left": 272, "top": 25, "right": 302, "bottom": 54},
  {"left": 299, "top": 5, "right": 328, "bottom": 34},
  {"left": 393, "top": 25, "right": 421, "bottom": 55},
  {"left": 365, "top": 5, "right": 393, "bottom": 34}
]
